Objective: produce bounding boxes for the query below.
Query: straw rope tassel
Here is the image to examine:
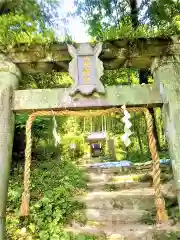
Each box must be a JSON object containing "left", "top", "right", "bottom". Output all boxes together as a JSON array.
[
  {"left": 144, "top": 109, "right": 168, "bottom": 223},
  {"left": 20, "top": 108, "right": 168, "bottom": 223}
]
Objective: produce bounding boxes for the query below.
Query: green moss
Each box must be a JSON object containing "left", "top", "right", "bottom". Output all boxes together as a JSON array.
[
  {"left": 68, "top": 233, "right": 104, "bottom": 240},
  {"left": 154, "top": 231, "right": 180, "bottom": 240},
  {"left": 140, "top": 208, "right": 156, "bottom": 225},
  {"left": 104, "top": 183, "right": 120, "bottom": 192}
]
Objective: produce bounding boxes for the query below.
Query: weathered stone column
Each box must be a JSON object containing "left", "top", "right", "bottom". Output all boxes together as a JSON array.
[
  {"left": 151, "top": 54, "right": 180, "bottom": 210},
  {"left": 0, "top": 54, "right": 21, "bottom": 238}
]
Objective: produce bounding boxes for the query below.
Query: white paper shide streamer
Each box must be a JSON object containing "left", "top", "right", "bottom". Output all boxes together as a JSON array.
[
  {"left": 52, "top": 115, "right": 61, "bottom": 147},
  {"left": 121, "top": 105, "right": 132, "bottom": 147}
]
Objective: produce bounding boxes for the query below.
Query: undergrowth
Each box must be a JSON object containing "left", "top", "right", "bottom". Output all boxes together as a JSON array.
[{"left": 6, "top": 158, "right": 95, "bottom": 240}]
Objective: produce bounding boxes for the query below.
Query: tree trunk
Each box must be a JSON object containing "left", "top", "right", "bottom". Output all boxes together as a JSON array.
[
  {"left": 108, "top": 139, "right": 117, "bottom": 160},
  {"left": 139, "top": 69, "right": 161, "bottom": 151},
  {"left": 128, "top": 1, "right": 161, "bottom": 151},
  {"left": 11, "top": 127, "right": 25, "bottom": 174},
  {"left": 129, "top": 0, "right": 139, "bottom": 29}
]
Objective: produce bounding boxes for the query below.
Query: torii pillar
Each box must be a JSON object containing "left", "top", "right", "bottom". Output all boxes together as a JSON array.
[
  {"left": 151, "top": 53, "right": 180, "bottom": 210},
  {"left": 0, "top": 55, "right": 21, "bottom": 238}
]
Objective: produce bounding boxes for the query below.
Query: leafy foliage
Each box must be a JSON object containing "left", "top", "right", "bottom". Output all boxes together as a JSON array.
[
  {"left": 74, "top": 0, "right": 180, "bottom": 41},
  {"left": 147, "top": 0, "right": 180, "bottom": 27},
  {"left": 0, "top": 0, "right": 72, "bottom": 47},
  {"left": 7, "top": 158, "right": 88, "bottom": 240},
  {"left": 20, "top": 72, "right": 73, "bottom": 90},
  {"left": 0, "top": 12, "right": 69, "bottom": 47},
  {"left": 0, "top": 0, "right": 65, "bottom": 30}
]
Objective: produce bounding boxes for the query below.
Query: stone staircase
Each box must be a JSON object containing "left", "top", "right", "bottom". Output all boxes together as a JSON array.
[{"left": 66, "top": 161, "right": 179, "bottom": 239}]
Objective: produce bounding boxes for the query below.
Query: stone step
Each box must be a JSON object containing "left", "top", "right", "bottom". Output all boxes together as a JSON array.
[
  {"left": 74, "top": 188, "right": 155, "bottom": 210},
  {"left": 84, "top": 209, "right": 148, "bottom": 224},
  {"left": 87, "top": 181, "right": 151, "bottom": 191},
  {"left": 87, "top": 171, "right": 172, "bottom": 183},
  {"left": 87, "top": 172, "right": 153, "bottom": 183},
  {"left": 66, "top": 223, "right": 180, "bottom": 240}
]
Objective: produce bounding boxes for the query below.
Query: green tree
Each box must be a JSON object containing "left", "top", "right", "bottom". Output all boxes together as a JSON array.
[
  {"left": 74, "top": 0, "right": 180, "bottom": 39},
  {"left": 0, "top": 0, "right": 60, "bottom": 26},
  {"left": 147, "top": 0, "right": 180, "bottom": 29},
  {"left": 0, "top": 0, "right": 71, "bottom": 47}
]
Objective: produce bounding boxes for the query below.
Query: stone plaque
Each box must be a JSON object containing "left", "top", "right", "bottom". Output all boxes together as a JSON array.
[{"left": 67, "top": 43, "right": 105, "bottom": 95}]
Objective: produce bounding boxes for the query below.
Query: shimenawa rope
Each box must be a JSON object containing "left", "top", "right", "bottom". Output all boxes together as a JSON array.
[{"left": 20, "top": 108, "right": 168, "bottom": 223}]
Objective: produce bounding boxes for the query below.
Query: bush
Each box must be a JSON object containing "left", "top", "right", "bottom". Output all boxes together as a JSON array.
[{"left": 6, "top": 158, "right": 87, "bottom": 240}]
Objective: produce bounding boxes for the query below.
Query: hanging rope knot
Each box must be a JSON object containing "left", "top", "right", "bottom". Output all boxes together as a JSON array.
[
  {"left": 155, "top": 198, "right": 165, "bottom": 209},
  {"left": 155, "top": 198, "right": 168, "bottom": 223},
  {"left": 20, "top": 191, "right": 30, "bottom": 216}
]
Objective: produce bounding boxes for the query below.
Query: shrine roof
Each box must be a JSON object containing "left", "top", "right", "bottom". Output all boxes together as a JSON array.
[{"left": 87, "top": 132, "right": 107, "bottom": 141}]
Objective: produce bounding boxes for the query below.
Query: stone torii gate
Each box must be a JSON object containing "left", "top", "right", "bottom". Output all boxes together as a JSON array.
[{"left": 0, "top": 37, "right": 180, "bottom": 238}]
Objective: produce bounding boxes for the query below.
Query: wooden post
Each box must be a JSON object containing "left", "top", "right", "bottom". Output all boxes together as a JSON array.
[
  {"left": 107, "top": 139, "right": 117, "bottom": 160},
  {"left": 151, "top": 54, "right": 180, "bottom": 210},
  {"left": 0, "top": 55, "right": 21, "bottom": 238}
]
